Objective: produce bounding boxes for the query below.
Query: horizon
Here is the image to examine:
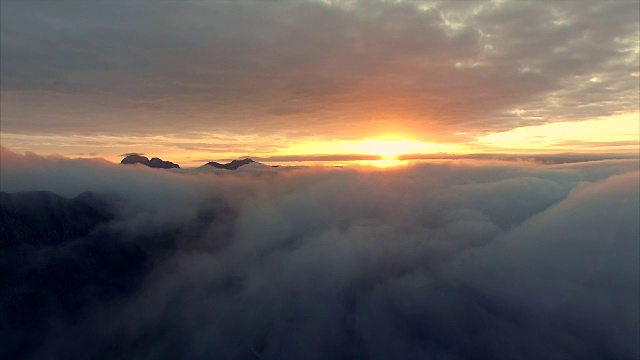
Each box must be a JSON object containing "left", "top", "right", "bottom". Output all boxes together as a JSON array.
[{"left": 5, "top": 146, "right": 639, "bottom": 169}]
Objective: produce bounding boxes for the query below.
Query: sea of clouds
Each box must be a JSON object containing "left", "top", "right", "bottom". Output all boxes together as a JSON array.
[{"left": 1, "top": 147, "right": 638, "bottom": 360}]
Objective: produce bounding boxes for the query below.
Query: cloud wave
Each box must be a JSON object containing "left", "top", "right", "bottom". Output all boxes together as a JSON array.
[{"left": 1, "top": 147, "right": 638, "bottom": 359}]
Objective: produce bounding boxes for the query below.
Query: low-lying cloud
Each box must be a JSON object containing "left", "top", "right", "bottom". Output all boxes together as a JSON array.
[{"left": 1, "top": 147, "right": 638, "bottom": 359}]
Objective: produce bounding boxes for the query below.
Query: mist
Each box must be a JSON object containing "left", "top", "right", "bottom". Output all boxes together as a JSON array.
[{"left": 1, "top": 147, "right": 638, "bottom": 360}]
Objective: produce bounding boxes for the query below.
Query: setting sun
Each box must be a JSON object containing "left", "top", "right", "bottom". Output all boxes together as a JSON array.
[
  {"left": 280, "top": 137, "right": 465, "bottom": 165},
  {"left": 361, "top": 139, "right": 420, "bottom": 160}
]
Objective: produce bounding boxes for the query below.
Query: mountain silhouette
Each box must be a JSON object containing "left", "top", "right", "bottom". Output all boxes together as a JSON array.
[
  {"left": 0, "top": 190, "right": 151, "bottom": 359},
  {"left": 202, "top": 158, "right": 255, "bottom": 170},
  {"left": 121, "top": 154, "right": 180, "bottom": 169}
]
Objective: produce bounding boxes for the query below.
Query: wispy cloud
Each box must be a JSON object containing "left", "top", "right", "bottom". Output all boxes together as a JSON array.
[{"left": 2, "top": 0, "right": 638, "bottom": 142}]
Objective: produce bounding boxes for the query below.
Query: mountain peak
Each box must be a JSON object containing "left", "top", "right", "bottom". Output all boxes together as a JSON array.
[
  {"left": 202, "top": 158, "right": 255, "bottom": 170},
  {"left": 121, "top": 154, "right": 180, "bottom": 169}
]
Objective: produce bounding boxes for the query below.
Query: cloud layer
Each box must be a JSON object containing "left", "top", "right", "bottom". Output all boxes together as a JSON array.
[
  {"left": 1, "top": 147, "right": 638, "bottom": 359},
  {"left": 2, "top": 0, "right": 638, "bottom": 141}
]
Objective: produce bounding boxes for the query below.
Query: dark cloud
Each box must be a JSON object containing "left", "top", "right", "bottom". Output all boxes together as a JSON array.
[
  {"left": 397, "top": 152, "right": 640, "bottom": 164},
  {"left": 1, "top": 147, "right": 638, "bottom": 359},
  {"left": 1, "top": 0, "right": 637, "bottom": 141}
]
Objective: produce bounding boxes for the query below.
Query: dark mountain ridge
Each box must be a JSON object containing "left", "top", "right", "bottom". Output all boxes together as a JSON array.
[
  {"left": 121, "top": 154, "right": 180, "bottom": 169},
  {"left": 0, "top": 191, "right": 116, "bottom": 248},
  {"left": 0, "top": 189, "right": 238, "bottom": 360},
  {"left": 0, "top": 191, "right": 150, "bottom": 359},
  {"left": 201, "top": 158, "right": 255, "bottom": 170},
  {"left": 120, "top": 154, "right": 261, "bottom": 170}
]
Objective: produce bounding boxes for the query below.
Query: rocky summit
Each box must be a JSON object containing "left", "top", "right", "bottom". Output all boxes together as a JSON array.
[
  {"left": 202, "top": 158, "right": 255, "bottom": 170},
  {"left": 121, "top": 154, "right": 180, "bottom": 169}
]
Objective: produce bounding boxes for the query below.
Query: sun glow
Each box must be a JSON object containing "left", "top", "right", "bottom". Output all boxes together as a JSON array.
[
  {"left": 368, "top": 159, "right": 405, "bottom": 168},
  {"left": 360, "top": 139, "right": 420, "bottom": 160},
  {"left": 282, "top": 136, "right": 464, "bottom": 162},
  {"left": 475, "top": 113, "right": 640, "bottom": 151}
]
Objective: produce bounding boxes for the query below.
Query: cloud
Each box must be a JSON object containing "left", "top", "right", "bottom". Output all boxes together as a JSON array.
[
  {"left": 1, "top": 0, "right": 638, "bottom": 141},
  {"left": 398, "top": 152, "right": 640, "bottom": 164},
  {"left": 1, "top": 147, "right": 638, "bottom": 359},
  {"left": 550, "top": 140, "right": 640, "bottom": 149},
  {"left": 255, "top": 153, "right": 382, "bottom": 162}
]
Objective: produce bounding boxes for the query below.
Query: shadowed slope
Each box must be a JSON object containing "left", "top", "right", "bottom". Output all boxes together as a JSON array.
[
  {"left": 121, "top": 154, "right": 180, "bottom": 169},
  {"left": 201, "top": 158, "right": 255, "bottom": 170}
]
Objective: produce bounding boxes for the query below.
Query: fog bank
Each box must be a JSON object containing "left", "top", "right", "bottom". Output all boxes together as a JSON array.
[{"left": 1, "top": 147, "right": 638, "bottom": 360}]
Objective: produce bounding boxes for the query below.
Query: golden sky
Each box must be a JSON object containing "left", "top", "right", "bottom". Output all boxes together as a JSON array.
[{"left": 1, "top": 0, "right": 638, "bottom": 166}]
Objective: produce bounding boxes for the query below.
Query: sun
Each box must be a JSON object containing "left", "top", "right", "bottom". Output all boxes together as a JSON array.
[
  {"left": 279, "top": 135, "right": 466, "bottom": 166},
  {"left": 361, "top": 139, "right": 420, "bottom": 160}
]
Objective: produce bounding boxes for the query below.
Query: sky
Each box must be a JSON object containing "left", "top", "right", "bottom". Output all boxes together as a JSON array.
[{"left": 1, "top": 0, "right": 639, "bottom": 166}]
